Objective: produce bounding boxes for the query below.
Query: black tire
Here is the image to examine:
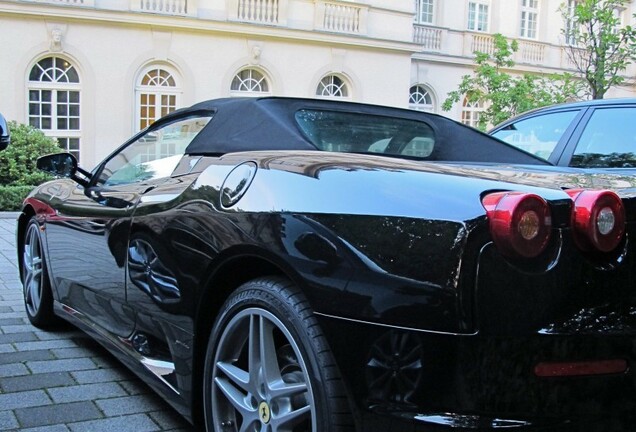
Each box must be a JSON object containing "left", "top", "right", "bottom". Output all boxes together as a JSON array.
[
  {"left": 203, "top": 276, "right": 354, "bottom": 432},
  {"left": 22, "top": 218, "right": 58, "bottom": 328}
]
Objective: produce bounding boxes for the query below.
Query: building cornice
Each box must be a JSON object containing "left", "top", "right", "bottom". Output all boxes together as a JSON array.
[{"left": 0, "top": 1, "right": 421, "bottom": 54}]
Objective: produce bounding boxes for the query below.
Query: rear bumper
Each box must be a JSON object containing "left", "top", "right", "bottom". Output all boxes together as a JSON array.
[{"left": 317, "top": 314, "right": 636, "bottom": 432}]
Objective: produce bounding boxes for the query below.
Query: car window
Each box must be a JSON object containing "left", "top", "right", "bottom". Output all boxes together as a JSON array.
[
  {"left": 570, "top": 107, "right": 636, "bottom": 168},
  {"left": 491, "top": 110, "right": 579, "bottom": 160},
  {"left": 294, "top": 110, "right": 435, "bottom": 158},
  {"left": 97, "top": 116, "right": 212, "bottom": 186}
]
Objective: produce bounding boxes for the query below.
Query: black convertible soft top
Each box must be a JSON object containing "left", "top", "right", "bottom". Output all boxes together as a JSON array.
[{"left": 164, "top": 97, "right": 548, "bottom": 165}]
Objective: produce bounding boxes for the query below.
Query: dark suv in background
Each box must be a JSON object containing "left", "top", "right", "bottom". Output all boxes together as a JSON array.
[
  {"left": 0, "top": 113, "right": 9, "bottom": 151},
  {"left": 490, "top": 98, "right": 636, "bottom": 172}
]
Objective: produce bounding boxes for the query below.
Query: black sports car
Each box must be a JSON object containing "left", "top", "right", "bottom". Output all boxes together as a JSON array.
[{"left": 15, "top": 97, "right": 636, "bottom": 431}]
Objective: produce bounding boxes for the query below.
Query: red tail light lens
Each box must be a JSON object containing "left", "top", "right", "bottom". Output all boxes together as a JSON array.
[
  {"left": 482, "top": 192, "right": 552, "bottom": 258},
  {"left": 566, "top": 189, "right": 625, "bottom": 252}
]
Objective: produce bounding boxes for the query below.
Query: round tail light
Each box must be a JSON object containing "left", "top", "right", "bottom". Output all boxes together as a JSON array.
[
  {"left": 566, "top": 189, "right": 625, "bottom": 252},
  {"left": 482, "top": 192, "right": 552, "bottom": 258}
]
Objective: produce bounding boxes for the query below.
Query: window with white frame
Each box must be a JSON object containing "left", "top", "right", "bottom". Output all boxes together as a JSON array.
[
  {"left": 564, "top": 0, "right": 578, "bottom": 45},
  {"left": 415, "top": 0, "right": 434, "bottom": 24},
  {"left": 468, "top": 1, "right": 489, "bottom": 32},
  {"left": 316, "top": 75, "right": 350, "bottom": 99},
  {"left": 135, "top": 66, "right": 180, "bottom": 131},
  {"left": 230, "top": 69, "right": 270, "bottom": 95},
  {"left": 461, "top": 98, "right": 483, "bottom": 128},
  {"left": 520, "top": 0, "right": 539, "bottom": 39},
  {"left": 28, "top": 56, "right": 81, "bottom": 162},
  {"left": 409, "top": 84, "right": 435, "bottom": 112},
  {"left": 613, "top": 6, "right": 625, "bottom": 32}
]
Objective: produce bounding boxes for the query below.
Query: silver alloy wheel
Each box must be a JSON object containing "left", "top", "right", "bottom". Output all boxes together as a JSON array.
[
  {"left": 211, "top": 307, "right": 316, "bottom": 432},
  {"left": 23, "top": 223, "right": 44, "bottom": 317}
]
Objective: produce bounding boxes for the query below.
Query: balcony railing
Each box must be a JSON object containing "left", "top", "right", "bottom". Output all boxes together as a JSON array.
[
  {"left": 518, "top": 41, "right": 546, "bottom": 63},
  {"left": 132, "top": 0, "right": 191, "bottom": 16},
  {"left": 413, "top": 24, "right": 442, "bottom": 51},
  {"left": 471, "top": 33, "right": 496, "bottom": 56},
  {"left": 469, "top": 34, "right": 546, "bottom": 64},
  {"left": 235, "top": 0, "right": 281, "bottom": 24},
  {"left": 315, "top": 1, "right": 367, "bottom": 34},
  {"left": 20, "top": 0, "right": 95, "bottom": 6}
]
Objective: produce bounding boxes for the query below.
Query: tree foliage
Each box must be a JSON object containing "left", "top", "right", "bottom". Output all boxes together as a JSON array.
[
  {"left": 0, "top": 121, "right": 61, "bottom": 186},
  {"left": 560, "top": 0, "right": 636, "bottom": 99},
  {"left": 442, "top": 34, "right": 583, "bottom": 130}
]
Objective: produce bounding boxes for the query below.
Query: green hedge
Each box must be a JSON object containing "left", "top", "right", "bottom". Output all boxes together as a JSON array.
[{"left": 0, "top": 185, "right": 35, "bottom": 211}]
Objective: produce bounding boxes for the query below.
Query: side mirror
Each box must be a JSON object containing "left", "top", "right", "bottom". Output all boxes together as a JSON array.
[{"left": 37, "top": 153, "right": 78, "bottom": 178}]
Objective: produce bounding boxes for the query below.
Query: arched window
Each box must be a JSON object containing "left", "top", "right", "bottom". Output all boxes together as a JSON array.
[
  {"left": 230, "top": 69, "right": 270, "bottom": 95},
  {"left": 135, "top": 66, "right": 180, "bottom": 131},
  {"left": 316, "top": 75, "right": 350, "bottom": 99},
  {"left": 28, "top": 56, "right": 81, "bottom": 161},
  {"left": 461, "top": 98, "right": 484, "bottom": 128},
  {"left": 409, "top": 84, "right": 435, "bottom": 112}
]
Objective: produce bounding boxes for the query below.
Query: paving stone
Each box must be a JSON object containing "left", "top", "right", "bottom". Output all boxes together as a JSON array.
[
  {"left": 20, "top": 426, "right": 71, "bottom": 432},
  {"left": 0, "top": 390, "right": 51, "bottom": 410},
  {"left": 2, "top": 324, "right": 36, "bottom": 333},
  {"left": 14, "top": 401, "right": 102, "bottom": 428},
  {"left": 70, "top": 368, "right": 128, "bottom": 384},
  {"left": 48, "top": 383, "right": 127, "bottom": 404},
  {"left": 0, "top": 372, "right": 75, "bottom": 393},
  {"left": 27, "top": 358, "right": 97, "bottom": 374},
  {"left": 0, "top": 331, "right": 38, "bottom": 343},
  {"left": 14, "top": 339, "right": 79, "bottom": 352},
  {"left": 119, "top": 379, "right": 152, "bottom": 396},
  {"left": 67, "top": 413, "right": 160, "bottom": 432},
  {"left": 0, "top": 317, "right": 25, "bottom": 325},
  {"left": 35, "top": 330, "right": 83, "bottom": 341},
  {"left": 0, "top": 362, "right": 30, "bottom": 377},
  {"left": 148, "top": 409, "right": 190, "bottom": 430},
  {"left": 0, "top": 349, "right": 55, "bottom": 363},
  {"left": 0, "top": 344, "right": 15, "bottom": 353},
  {"left": 90, "top": 355, "right": 122, "bottom": 369},
  {"left": 50, "top": 347, "right": 98, "bottom": 359},
  {"left": 96, "top": 395, "right": 164, "bottom": 416},
  {"left": 0, "top": 410, "right": 19, "bottom": 430}
]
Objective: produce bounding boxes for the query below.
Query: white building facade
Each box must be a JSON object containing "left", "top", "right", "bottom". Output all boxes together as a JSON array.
[
  {"left": 1, "top": 0, "right": 635, "bottom": 168},
  {"left": 411, "top": 0, "right": 636, "bottom": 122},
  {"left": 0, "top": 0, "right": 417, "bottom": 167}
]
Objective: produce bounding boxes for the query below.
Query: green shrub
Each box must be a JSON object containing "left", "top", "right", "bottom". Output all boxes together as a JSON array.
[
  {"left": 0, "top": 185, "right": 36, "bottom": 211},
  {"left": 0, "top": 122, "right": 61, "bottom": 186}
]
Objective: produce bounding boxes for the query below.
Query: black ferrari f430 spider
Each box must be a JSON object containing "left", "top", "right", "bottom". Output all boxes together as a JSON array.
[{"left": 15, "top": 97, "right": 636, "bottom": 431}]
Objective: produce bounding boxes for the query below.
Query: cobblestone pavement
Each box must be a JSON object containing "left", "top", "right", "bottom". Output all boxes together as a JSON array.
[{"left": 0, "top": 214, "right": 194, "bottom": 431}]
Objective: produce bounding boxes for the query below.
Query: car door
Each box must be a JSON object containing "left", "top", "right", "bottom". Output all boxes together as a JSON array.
[
  {"left": 557, "top": 104, "right": 636, "bottom": 170},
  {"left": 45, "top": 114, "right": 212, "bottom": 337}
]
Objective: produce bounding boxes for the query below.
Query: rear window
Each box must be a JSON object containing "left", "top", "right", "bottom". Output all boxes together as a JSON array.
[{"left": 294, "top": 109, "right": 435, "bottom": 158}]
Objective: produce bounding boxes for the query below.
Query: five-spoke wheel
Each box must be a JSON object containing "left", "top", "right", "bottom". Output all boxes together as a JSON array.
[
  {"left": 203, "top": 277, "right": 353, "bottom": 432},
  {"left": 22, "top": 218, "right": 56, "bottom": 328},
  {"left": 212, "top": 307, "right": 314, "bottom": 431}
]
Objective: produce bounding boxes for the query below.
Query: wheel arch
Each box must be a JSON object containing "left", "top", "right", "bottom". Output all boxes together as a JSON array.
[
  {"left": 190, "top": 251, "right": 294, "bottom": 426},
  {"left": 16, "top": 206, "right": 35, "bottom": 281}
]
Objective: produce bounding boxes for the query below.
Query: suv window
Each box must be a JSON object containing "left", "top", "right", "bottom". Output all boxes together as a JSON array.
[
  {"left": 570, "top": 107, "right": 636, "bottom": 168},
  {"left": 492, "top": 110, "right": 579, "bottom": 160},
  {"left": 97, "top": 116, "right": 212, "bottom": 186}
]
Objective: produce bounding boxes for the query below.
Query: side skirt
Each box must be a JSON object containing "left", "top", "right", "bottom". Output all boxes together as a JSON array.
[{"left": 53, "top": 300, "right": 192, "bottom": 422}]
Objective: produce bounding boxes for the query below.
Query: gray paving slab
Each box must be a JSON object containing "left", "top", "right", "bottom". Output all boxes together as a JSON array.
[{"left": 0, "top": 216, "right": 193, "bottom": 431}]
